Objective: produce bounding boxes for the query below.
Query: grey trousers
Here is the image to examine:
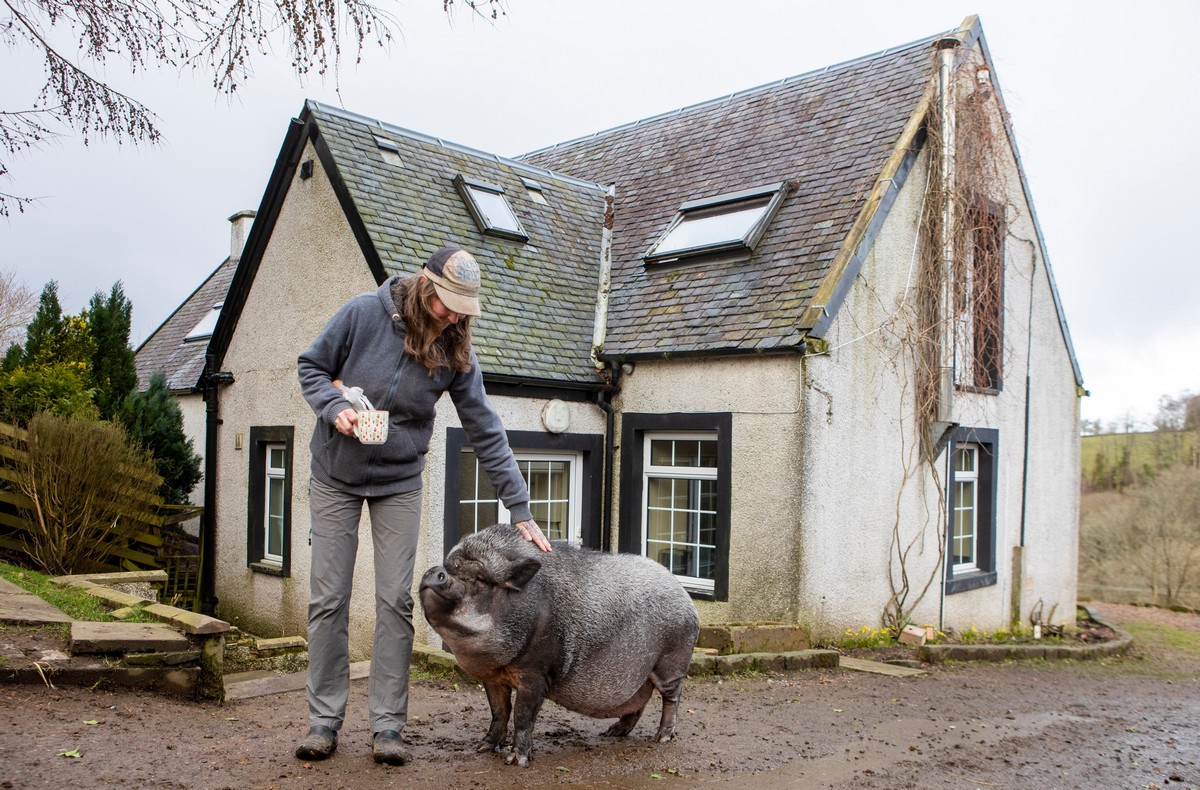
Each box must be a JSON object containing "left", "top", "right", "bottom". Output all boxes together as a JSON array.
[{"left": 306, "top": 476, "right": 422, "bottom": 735}]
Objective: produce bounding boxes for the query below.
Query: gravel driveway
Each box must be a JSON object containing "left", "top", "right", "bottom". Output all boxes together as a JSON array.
[{"left": 1, "top": 601, "right": 1197, "bottom": 789}]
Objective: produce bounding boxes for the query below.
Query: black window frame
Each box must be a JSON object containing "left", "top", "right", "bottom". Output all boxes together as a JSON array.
[
  {"left": 643, "top": 182, "right": 789, "bottom": 264},
  {"left": 956, "top": 199, "right": 1005, "bottom": 393},
  {"left": 618, "top": 412, "right": 732, "bottom": 601},
  {"left": 453, "top": 174, "right": 529, "bottom": 242},
  {"left": 442, "top": 428, "right": 604, "bottom": 556},
  {"left": 944, "top": 426, "right": 998, "bottom": 595},
  {"left": 247, "top": 425, "right": 294, "bottom": 577}
]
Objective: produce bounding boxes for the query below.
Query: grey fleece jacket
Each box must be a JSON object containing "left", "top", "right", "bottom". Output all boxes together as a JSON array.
[{"left": 297, "top": 277, "right": 533, "bottom": 522}]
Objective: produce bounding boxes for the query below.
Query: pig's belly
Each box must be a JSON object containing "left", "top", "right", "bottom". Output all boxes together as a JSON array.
[{"left": 549, "top": 658, "right": 657, "bottom": 718}]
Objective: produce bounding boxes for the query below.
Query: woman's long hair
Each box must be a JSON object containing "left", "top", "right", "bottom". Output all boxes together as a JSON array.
[{"left": 393, "top": 275, "right": 473, "bottom": 374}]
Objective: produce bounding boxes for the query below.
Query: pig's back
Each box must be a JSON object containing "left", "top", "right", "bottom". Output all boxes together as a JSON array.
[{"left": 539, "top": 545, "right": 698, "bottom": 717}]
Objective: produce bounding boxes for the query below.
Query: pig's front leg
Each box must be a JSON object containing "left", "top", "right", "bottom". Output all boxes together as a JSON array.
[
  {"left": 478, "top": 682, "right": 513, "bottom": 753},
  {"left": 505, "top": 675, "right": 549, "bottom": 767}
]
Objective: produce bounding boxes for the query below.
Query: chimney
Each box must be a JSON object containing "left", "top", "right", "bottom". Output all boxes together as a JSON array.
[{"left": 228, "top": 210, "right": 257, "bottom": 259}]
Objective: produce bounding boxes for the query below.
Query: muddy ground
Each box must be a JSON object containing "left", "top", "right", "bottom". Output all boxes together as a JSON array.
[{"left": 1, "top": 602, "right": 1198, "bottom": 790}]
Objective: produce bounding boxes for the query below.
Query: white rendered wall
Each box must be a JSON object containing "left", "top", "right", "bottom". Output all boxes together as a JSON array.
[
  {"left": 797, "top": 65, "right": 1080, "bottom": 639},
  {"left": 612, "top": 355, "right": 806, "bottom": 625},
  {"left": 176, "top": 392, "right": 205, "bottom": 535},
  {"left": 212, "top": 140, "right": 606, "bottom": 655}
]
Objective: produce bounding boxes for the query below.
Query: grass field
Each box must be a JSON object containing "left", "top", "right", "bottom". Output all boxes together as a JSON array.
[{"left": 1081, "top": 429, "right": 1198, "bottom": 486}]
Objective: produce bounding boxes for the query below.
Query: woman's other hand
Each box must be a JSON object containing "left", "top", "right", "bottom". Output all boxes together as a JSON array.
[{"left": 334, "top": 407, "right": 358, "bottom": 437}]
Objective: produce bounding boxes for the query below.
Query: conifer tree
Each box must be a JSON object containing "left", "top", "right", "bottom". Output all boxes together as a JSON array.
[
  {"left": 21, "top": 281, "right": 65, "bottom": 365},
  {"left": 117, "top": 372, "right": 202, "bottom": 504},
  {"left": 88, "top": 282, "right": 138, "bottom": 419}
]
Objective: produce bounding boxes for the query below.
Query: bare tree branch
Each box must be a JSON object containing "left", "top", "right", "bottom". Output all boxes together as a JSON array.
[{"left": 0, "top": 0, "right": 507, "bottom": 216}]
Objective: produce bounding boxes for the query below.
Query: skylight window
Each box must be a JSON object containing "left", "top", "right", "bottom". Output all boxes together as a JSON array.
[
  {"left": 645, "top": 182, "right": 789, "bottom": 264},
  {"left": 184, "top": 303, "right": 222, "bottom": 342},
  {"left": 375, "top": 137, "right": 403, "bottom": 167},
  {"left": 454, "top": 175, "right": 528, "bottom": 242}
]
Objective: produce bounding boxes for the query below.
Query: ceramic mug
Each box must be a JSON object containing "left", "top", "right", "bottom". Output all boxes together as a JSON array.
[{"left": 353, "top": 409, "right": 389, "bottom": 445}]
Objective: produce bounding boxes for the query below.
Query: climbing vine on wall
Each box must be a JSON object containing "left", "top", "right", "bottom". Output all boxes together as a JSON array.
[{"left": 880, "top": 51, "right": 1013, "bottom": 633}]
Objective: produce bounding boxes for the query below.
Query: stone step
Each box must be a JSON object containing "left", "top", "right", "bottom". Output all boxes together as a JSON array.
[{"left": 69, "top": 621, "right": 191, "bottom": 655}]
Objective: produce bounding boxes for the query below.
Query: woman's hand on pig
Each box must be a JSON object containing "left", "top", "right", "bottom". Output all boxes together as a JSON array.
[{"left": 515, "top": 520, "right": 552, "bottom": 553}]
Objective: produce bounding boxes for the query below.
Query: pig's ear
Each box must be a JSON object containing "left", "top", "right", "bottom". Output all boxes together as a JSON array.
[{"left": 503, "top": 556, "right": 542, "bottom": 591}]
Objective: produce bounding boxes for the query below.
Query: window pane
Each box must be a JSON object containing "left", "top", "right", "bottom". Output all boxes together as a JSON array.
[
  {"left": 268, "top": 447, "right": 285, "bottom": 469},
  {"left": 267, "top": 478, "right": 284, "bottom": 556},
  {"left": 673, "top": 440, "right": 702, "bottom": 468},
  {"left": 654, "top": 198, "right": 771, "bottom": 256},
  {"left": 648, "top": 477, "right": 673, "bottom": 508},
  {"left": 698, "top": 509, "right": 717, "bottom": 545},
  {"left": 548, "top": 463, "right": 568, "bottom": 499},
  {"left": 458, "top": 452, "right": 477, "bottom": 496},
  {"left": 526, "top": 462, "right": 549, "bottom": 500},
  {"left": 671, "top": 509, "right": 690, "bottom": 543},
  {"left": 467, "top": 185, "right": 522, "bottom": 233},
  {"left": 546, "top": 502, "right": 568, "bottom": 541},
  {"left": 650, "top": 439, "right": 718, "bottom": 469},
  {"left": 647, "top": 505, "right": 672, "bottom": 542},
  {"left": 650, "top": 439, "right": 674, "bottom": 466},
  {"left": 648, "top": 540, "right": 672, "bottom": 571}
]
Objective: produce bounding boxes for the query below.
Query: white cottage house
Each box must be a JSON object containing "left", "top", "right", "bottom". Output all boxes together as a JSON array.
[{"left": 139, "top": 16, "right": 1083, "bottom": 656}]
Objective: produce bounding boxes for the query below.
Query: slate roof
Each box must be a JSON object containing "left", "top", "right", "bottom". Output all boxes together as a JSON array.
[
  {"left": 302, "top": 103, "right": 611, "bottom": 388},
  {"left": 135, "top": 256, "right": 236, "bottom": 392},
  {"left": 519, "top": 30, "right": 944, "bottom": 359}
]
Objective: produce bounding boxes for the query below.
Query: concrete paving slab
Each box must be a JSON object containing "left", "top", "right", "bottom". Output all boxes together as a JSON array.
[
  {"left": 224, "top": 660, "right": 369, "bottom": 701},
  {"left": 0, "top": 578, "right": 72, "bottom": 624},
  {"left": 70, "top": 621, "right": 190, "bottom": 654}
]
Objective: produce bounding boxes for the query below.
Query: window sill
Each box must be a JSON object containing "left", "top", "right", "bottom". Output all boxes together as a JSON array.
[
  {"left": 249, "top": 562, "right": 288, "bottom": 578},
  {"left": 945, "top": 570, "right": 997, "bottom": 595},
  {"left": 956, "top": 383, "right": 1002, "bottom": 396}
]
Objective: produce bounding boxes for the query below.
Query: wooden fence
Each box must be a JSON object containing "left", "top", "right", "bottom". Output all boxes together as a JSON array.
[{"left": 0, "top": 420, "right": 205, "bottom": 611}]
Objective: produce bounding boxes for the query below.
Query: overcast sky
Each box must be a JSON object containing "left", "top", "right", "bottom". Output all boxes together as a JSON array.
[{"left": 2, "top": 0, "right": 1197, "bottom": 429}]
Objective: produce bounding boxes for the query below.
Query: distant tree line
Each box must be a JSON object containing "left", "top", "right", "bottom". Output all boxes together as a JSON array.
[
  {"left": 1082, "top": 391, "right": 1199, "bottom": 493},
  {"left": 1080, "top": 389, "right": 1200, "bottom": 609}
]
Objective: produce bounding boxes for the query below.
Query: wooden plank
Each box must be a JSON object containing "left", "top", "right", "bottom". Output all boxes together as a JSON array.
[
  {"left": 839, "top": 656, "right": 927, "bottom": 677},
  {"left": 0, "top": 443, "right": 25, "bottom": 463},
  {"left": 0, "top": 510, "right": 32, "bottom": 531},
  {"left": 0, "top": 489, "right": 33, "bottom": 508}
]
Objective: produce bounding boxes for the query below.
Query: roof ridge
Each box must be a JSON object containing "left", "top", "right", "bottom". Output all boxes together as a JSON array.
[
  {"left": 304, "top": 100, "right": 610, "bottom": 193},
  {"left": 518, "top": 26, "right": 956, "bottom": 159}
]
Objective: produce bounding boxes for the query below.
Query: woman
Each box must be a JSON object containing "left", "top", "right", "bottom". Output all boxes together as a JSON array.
[{"left": 294, "top": 245, "right": 550, "bottom": 766}]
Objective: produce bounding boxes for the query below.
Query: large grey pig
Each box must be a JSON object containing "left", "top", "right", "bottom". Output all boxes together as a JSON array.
[{"left": 418, "top": 523, "right": 700, "bottom": 766}]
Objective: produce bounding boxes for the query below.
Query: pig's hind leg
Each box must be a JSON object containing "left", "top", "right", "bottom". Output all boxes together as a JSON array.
[
  {"left": 478, "top": 682, "right": 513, "bottom": 753},
  {"left": 649, "top": 655, "right": 691, "bottom": 742},
  {"left": 601, "top": 680, "right": 653, "bottom": 737}
]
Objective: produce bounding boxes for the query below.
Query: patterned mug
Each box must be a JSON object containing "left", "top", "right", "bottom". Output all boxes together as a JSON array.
[{"left": 353, "top": 410, "right": 389, "bottom": 445}]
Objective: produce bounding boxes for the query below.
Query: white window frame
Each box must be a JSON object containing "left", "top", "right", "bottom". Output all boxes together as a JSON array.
[
  {"left": 263, "top": 442, "right": 286, "bottom": 566},
  {"left": 460, "top": 449, "right": 584, "bottom": 545},
  {"left": 952, "top": 443, "right": 979, "bottom": 573},
  {"left": 641, "top": 431, "right": 719, "bottom": 594}
]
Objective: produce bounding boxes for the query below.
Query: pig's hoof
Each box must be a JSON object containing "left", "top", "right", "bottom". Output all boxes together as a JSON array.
[
  {"left": 654, "top": 730, "right": 677, "bottom": 744},
  {"left": 476, "top": 741, "right": 508, "bottom": 754},
  {"left": 503, "top": 752, "right": 530, "bottom": 767}
]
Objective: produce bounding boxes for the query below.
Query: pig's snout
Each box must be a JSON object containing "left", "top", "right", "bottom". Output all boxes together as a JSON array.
[{"left": 420, "top": 566, "right": 451, "bottom": 596}]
